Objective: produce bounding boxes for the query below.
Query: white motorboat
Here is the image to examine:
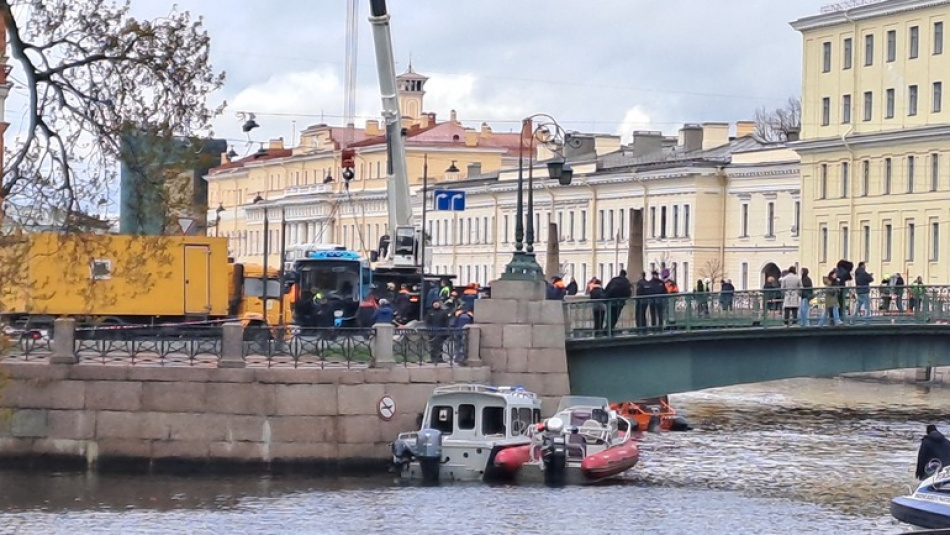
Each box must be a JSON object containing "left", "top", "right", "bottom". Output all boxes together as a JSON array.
[
  {"left": 390, "top": 383, "right": 542, "bottom": 482},
  {"left": 892, "top": 465, "right": 950, "bottom": 529}
]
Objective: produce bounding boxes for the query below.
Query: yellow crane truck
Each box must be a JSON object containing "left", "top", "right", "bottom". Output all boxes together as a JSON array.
[{"left": 0, "top": 233, "right": 292, "bottom": 334}]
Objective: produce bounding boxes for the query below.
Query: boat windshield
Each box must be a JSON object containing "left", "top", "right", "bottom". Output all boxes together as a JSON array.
[{"left": 557, "top": 396, "right": 609, "bottom": 412}]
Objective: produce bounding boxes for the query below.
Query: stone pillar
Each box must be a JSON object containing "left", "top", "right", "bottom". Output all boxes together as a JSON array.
[
  {"left": 218, "top": 322, "right": 246, "bottom": 369},
  {"left": 464, "top": 324, "right": 482, "bottom": 366},
  {"left": 475, "top": 279, "right": 570, "bottom": 415},
  {"left": 372, "top": 323, "right": 396, "bottom": 367},
  {"left": 49, "top": 317, "right": 77, "bottom": 365}
]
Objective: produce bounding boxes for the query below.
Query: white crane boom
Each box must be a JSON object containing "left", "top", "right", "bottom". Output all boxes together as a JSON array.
[{"left": 367, "top": 0, "right": 415, "bottom": 268}]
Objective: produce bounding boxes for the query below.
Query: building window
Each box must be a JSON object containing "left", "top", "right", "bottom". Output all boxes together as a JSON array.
[
  {"left": 598, "top": 209, "right": 605, "bottom": 241},
  {"left": 910, "top": 25, "right": 920, "bottom": 58},
  {"left": 937, "top": 22, "right": 945, "bottom": 55},
  {"left": 863, "top": 224, "right": 871, "bottom": 262},
  {"left": 672, "top": 206, "right": 679, "bottom": 237},
  {"left": 863, "top": 91, "right": 873, "bottom": 121},
  {"left": 820, "top": 164, "right": 828, "bottom": 199},
  {"left": 934, "top": 82, "right": 943, "bottom": 113},
  {"left": 932, "top": 220, "right": 941, "bottom": 261},
  {"left": 887, "top": 29, "right": 896, "bottom": 62},
  {"left": 841, "top": 162, "right": 850, "bottom": 198},
  {"left": 741, "top": 262, "right": 749, "bottom": 290},
  {"left": 907, "top": 221, "right": 916, "bottom": 261},
  {"left": 822, "top": 97, "right": 831, "bottom": 126},
  {"left": 793, "top": 201, "right": 801, "bottom": 236},
  {"left": 886, "top": 88, "right": 896, "bottom": 118},
  {"left": 842, "top": 225, "right": 850, "bottom": 258},
  {"left": 865, "top": 33, "right": 875, "bottom": 66},
  {"left": 660, "top": 206, "right": 668, "bottom": 238},
  {"left": 884, "top": 157, "right": 893, "bottom": 194},
  {"left": 569, "top": 211, "right": 575, "bottom": 240},
  {"left": 608, "top": 209, "right": 615, "bottom": 240},
  {"left": 649, "top": 207, "right": 655, "bottom": 238},
  {"left": 822, "top": 41, "right": 832, "bottom": 72},
  {"left": 884, "top": 223, "right": 893, "bottom": 261},
  {"left": 618, "top": 209, "right": 625, "bottom": 240},
  {"left": 842, "top": 94, "right": 852, "bottom": 123},
  {"left": 503, "top": 215, "right": 509, "bottom": 243},
  {"left": 862, "top": 160, "right": 870, "bottom": 196},
  {"left": 581, "top": 209, "right": 588, "bottom": 241},
  {"left": 740, "top": 203, "right": 749, "bottom": 237},
  {"left": 908, "top": 155, "right": 916, "bottom": 193},
  {"left": 843, "top": 37, "right": 853, "bottom": 69},
  {"left": 766, "top": 202, "right": 775, "bottom": 238},
  {"left": 933, "top": 154, "right": 941, "bottom": 192},
  {"left": 684, "top": 205, "right": 691, "bottom": 237},
  {"left": 820, "top": 226, "right": 829, "bottom": 262},
  {"left": 909, "top": 84, "right": 919, "bottom": 116}
]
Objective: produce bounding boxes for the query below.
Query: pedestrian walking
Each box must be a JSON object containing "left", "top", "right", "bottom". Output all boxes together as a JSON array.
[{"left": 780, "top": 266, "right": 802, "bottom": 326}]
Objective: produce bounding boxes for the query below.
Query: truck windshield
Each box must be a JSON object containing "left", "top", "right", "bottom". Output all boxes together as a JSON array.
[
  {"left": 295, "top": 260, "right": 361, "bottom": 302},
  {"left": 243, "top": 277, "right": 282, "bottom": 298}
]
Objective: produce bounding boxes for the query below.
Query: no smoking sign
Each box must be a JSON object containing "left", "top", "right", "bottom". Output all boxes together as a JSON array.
[{"left": 377, "top": 395, "right": 396, "bottom": 421}]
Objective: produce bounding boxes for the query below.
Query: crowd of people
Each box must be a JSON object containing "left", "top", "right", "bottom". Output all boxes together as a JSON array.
[{"left": 562, "top": 260, "right": 933, "bottom": 335}]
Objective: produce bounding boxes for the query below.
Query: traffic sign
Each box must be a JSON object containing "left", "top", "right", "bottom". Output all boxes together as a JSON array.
[
  {"left": 433, "top": 189, "right": 466, "bottom": 211},
  {"left": 377, "top": 395, "right": 396, "bottom": 421}
]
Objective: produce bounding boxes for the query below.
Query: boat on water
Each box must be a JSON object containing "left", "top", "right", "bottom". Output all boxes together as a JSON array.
[
  {"left": 892, "top": 465, "right": 950, "bottom": 529},
  {"left": 390, "top": 383, "right": 542, "bottom": 483},
  {"left": 611, "top": 396, "right": 691, "bottom": 432},
  {"left": 493, "top": 395, "right": 640, "bottom": 485}
]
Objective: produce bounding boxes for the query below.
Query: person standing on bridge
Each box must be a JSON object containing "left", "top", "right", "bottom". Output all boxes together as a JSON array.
[
  {"left": 799, "top": 268, "right": 814, "bottom": 327},
  {"left": 605, "top": 270, "right": 633, "bottom": 333},
  {"left": 853, "top": 262, "right": 874, "bottom": 325},
  {"left": 780, "top": 266, "right": 802, "bottom": 327},
  {"left": 588, "top": 278, "right": 607, "bottom": 336}
]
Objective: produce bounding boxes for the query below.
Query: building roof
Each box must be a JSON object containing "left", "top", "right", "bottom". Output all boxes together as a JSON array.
[
  {"left": 208, "top": 147, "right": 293, "bottom": 174},
  {"left": 790, "top": 0, "right": 950, "bottom": 31},
  {"left": 598, "top": 135, "right": 763, "bottom": 171}
]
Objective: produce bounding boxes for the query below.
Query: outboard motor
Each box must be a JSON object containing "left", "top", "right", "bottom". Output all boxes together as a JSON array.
[
  {"left": 415, "top": 428, "right": 443, "bottom": 484},
  {"left": 541, "top": 417, "right": 567, "bottom": 486},
  {"left": 391, "top": 438, "right": 414, "bottom": 471}
]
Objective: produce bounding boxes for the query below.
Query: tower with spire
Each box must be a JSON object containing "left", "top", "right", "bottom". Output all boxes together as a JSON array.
[{"left": 396, "top": 61, "right": 427, "bottom": 121}]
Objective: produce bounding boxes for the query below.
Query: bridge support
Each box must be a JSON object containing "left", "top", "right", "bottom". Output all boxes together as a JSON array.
[{"left": 476, "top": 279, "right": 570, "bottom": 415}]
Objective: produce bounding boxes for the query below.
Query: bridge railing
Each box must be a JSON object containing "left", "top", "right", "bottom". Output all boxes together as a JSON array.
[{"left": 564, "top": 284, "right": 950, "bottom": 339}]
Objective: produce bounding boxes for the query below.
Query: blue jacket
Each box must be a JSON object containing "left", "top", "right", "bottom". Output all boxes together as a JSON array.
[
  {"left": 452, "top": 311, "right": 474, "bottom": 329},
  {"left": 425, "top": 287, "right": 440, "bottom": 309},
  {"left": 375, "top": 305, "right": 395, "bottom": 324}
]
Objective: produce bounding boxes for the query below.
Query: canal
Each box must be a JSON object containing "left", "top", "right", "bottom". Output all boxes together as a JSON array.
[{"left": 0, "top": 378, "right": 942, "bottom": 534}]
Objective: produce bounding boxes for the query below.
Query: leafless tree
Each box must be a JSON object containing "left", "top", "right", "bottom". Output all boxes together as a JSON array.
[
  {"left": 0, "top": 0, "right": 225, "bottom": 230},
  {"left": 753, "top": 97, "right": 802, "bottom": 143},
  {"left": 699, "top": 258, "right": 725, "bottom": 290}
]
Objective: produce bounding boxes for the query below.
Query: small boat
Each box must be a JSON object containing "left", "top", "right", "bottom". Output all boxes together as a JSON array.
[
  {"left": 611, "top": 396, "right": 691, "bottom": 432},
  {"left": 390, "top": 383, "right": 542, "bottom": 483},
  {"left": 494, "top": 395, "right": 640, "bottom": 485},
  {"left": 892, "top": 466, "right": 950, "bottom": 529}
]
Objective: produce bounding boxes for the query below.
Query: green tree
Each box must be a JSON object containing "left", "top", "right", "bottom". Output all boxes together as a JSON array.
[{"left": 0, "top": 0, "right": 225, "bottom": 229}]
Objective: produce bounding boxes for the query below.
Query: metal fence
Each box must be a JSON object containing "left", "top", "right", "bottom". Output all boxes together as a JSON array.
[
  {"left": 242, "top": 326, "right": 374, "bottom": 368},
  {"left": 565, "top": 285, "right": 950, "bottom": 339},
  {"left": 393, "top": 327, "right": 468, "bottom": 366}
]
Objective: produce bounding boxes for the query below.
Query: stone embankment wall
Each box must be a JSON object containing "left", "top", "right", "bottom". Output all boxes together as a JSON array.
[
  {"left": 0, "top": 364, "right": 491, "bottom": 471},
  {"left": 844, "top": 367, "right": 950, "bottom": 384}
]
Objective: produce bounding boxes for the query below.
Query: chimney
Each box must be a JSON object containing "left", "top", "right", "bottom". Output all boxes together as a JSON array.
[
  {"left": 679, "top": 124, "right": 703, "bottom": 153},
  {"left": 450, "top": 109, "right": 458, "bottom": 123},
  {"left": 701, "top": 122, "right": 730, "bottom": 151},
  {"left": 464, "top": 129, "right": 478, "bottom": 147},
  {"left": 631, "top": 131, "right": 664, "bottom": 158},
  {"left": 467, "top": 162, "right": 482, "bottom": 178},
  {"left": 480, "top": 122, "right": 492, "bottom": 138},
  {"left": 787, "top": 127, "right": 801, "bottom": 142},
  {"left": 365, "top": 119, "right": 380, "bottom": 137},
  {"left": 735, "top": 121, "right": 756, "bottom": 138},
  {"left": 268, "top": 138, "right": 284, "bottom": 151},
  {"left": 418, "top": 114, "right": 430, "bottom": 128},
  {"left": 220, "top": 152, "right": 229, "bottom": 165},
  {"left": 428, "top": 112, "right": 437, "bottom": 124}
]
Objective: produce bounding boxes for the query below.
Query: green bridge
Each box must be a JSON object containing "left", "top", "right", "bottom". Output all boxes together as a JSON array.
[{"left": 562, "top": 286, "right": 950, "bottom": 399}]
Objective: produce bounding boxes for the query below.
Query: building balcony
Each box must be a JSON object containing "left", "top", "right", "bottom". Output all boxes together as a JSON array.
[{"left": 284, "top": 184, "right": 334, "bottom": 197}]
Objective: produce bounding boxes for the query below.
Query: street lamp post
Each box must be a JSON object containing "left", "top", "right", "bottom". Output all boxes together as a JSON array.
[
  {"left": 501, "top": 114, "right": 576, "bottom": 281},
  {"left": 214, "top": 203, "right": 225, "bottom": 237}
]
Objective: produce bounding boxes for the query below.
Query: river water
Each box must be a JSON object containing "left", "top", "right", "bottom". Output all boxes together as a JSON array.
[{"left": 0, "top": 378, "right": 944, "bottom": 535}]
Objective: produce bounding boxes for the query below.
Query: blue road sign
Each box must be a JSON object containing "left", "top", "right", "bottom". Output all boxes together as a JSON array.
[{"left": 433, "top": 189, "right": 466, "bottom": 211}]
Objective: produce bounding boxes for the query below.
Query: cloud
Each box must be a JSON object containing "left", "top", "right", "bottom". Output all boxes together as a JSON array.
[{"left": 616, "top": 107, "right": 654, "bottom": 144}]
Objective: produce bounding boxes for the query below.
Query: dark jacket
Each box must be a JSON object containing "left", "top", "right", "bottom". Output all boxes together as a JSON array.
[
  {"left": 854, "top": 267, "right": 874, "bottom": 294},
  {"left": 800, "top": 275, "right": 814, "bottom": 301},
  {"left": 452, "top": 310, "right": 474, "bottom": 329},
  {"left": 566, "top": 280, "right": 578, "bottom": 296},
  {"left": 642, "top": 278, "right": 667, "bottom": 297},
  {"left": 605, "top": 276, "right": 633, "bottom": 300},
  {"left": 375, "top": 304, "right": 394, "bottom": 324},
  {"left": 589, "top": 285, "right": 606, "bottom": 301},
  {"left": 424, "top": 307, "right": 451, "bottom": 330},
  {"left": 721, "top": 282, "right": 735, "bottom": 294},
  {"left": 546, "top": 282, "right": 566, "bottom": 300},
  {"left": 425, "top": 287, "right": 440, "bottom": 309},
  {"left": 917, "top": 429, "right": 950, "bottom": 479}
]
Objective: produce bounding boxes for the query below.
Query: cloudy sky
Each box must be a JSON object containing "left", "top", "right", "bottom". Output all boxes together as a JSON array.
[
  {"left": 4, "top": 0, "right": 836, "bottom": 158},
  {"left": 118, "top": 0, "right": 834, "bottom": 152}
]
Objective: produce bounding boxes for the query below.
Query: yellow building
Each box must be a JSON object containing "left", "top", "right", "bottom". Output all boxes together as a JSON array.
[
  {"left": 426, "top": 123, "right": 802, "bottom": 289},
  {"left": 204, "top": 66, "right": 523, "bottom": 267},
  {"left": 792, "top": 0, "right": 950, "bottom": 283}
]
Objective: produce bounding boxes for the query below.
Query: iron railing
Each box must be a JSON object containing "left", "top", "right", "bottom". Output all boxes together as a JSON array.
[
  {"left": 393, "top": 327, "right": 468, "bottom": 366},
  {"left": 565, "top": 284, "right": 950, "bottom": 340},
  {"left": 74, "top": 325, "right": 222, "bottom": 366},
  {"left": 242, "top": 326, "right": 374, "bottom": 368}
]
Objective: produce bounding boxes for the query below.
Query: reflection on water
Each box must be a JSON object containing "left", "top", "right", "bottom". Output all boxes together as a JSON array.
[{"left": 0, "top": 378, "right": 945, "bottom": 534}]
